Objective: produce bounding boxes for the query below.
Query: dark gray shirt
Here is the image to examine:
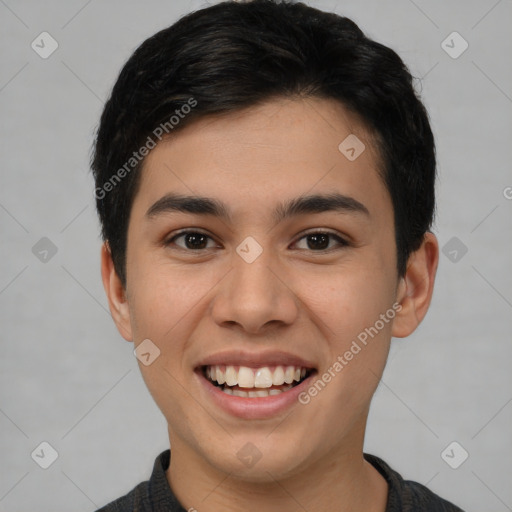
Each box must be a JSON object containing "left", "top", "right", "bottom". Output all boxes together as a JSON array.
[{"left": 96, "top": 450, "right": 465, "bottom": 511}]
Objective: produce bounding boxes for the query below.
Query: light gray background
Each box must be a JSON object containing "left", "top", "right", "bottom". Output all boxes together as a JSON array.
[{"left": 1, "top": 0, "right": 511, "bottom": 511}]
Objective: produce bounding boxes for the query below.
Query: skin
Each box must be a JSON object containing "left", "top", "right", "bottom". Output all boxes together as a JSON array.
[{"left": 101, "top": 97, "right": 439, "bottom": 512}]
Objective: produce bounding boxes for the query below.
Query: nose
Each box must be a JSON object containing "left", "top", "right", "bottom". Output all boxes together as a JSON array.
[{"left": 211, "top": 243, "right": 299, "bottom": 335}]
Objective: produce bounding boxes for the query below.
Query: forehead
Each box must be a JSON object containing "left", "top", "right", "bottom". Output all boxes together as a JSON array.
[{"left": 131, "top": 97, "right": 391, "bottom": 224}]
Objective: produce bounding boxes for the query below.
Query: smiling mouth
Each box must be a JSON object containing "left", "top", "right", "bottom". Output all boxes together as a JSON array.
[{"left": 200, "top": 364, "right": 315, "bottom": 397}]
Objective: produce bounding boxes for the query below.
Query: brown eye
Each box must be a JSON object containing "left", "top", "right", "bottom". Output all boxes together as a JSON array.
[
  {"left": 294, "top": 231, "right": 348, "bottom": 251},
  {"left": 306, "top": 233, "right": 330, "bottom": 250},
  {"left": 168, "top": 231, "right": 217, "bottom": 250}
]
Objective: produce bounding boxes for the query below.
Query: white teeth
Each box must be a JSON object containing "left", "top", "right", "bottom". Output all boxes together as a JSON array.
[
  {"left": 221, "top": 385, "right": 293, "bottom": 397},
  {"left": 225, "top": 365, "right": 237, "bottom": 386},
  {"left": 284, "top": 366, "right": 295, "bottom": 384},
  {"left": 238, "top": 366, "right": 255, "bottom": 388},
  {"left": 205, "top": 364, "right": 310, "bottom": 389},
  {"left": 272, "top": 366, "right": 285, "bottom": 385},
  {"left": 216, "top": 366, "right": 225, "bottom": 385},
  {"left": 254, "top": 367, "right": 273, "bottom": 388}
]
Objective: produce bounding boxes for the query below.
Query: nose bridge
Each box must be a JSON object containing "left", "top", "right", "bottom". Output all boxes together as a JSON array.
[
  {"left": 234, "top": 245, "right": 276, "bottom": 297},
  {"left": 212, "top": 238, "right": 298, "bottom": 332}
]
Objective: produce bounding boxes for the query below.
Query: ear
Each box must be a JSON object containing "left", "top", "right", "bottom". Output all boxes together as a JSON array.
[
  {"left": 392, "top": 232, "right": 439, "bottom": 338},
  {"left": 100, "top": 242, "right": 133, "bottom": 342}
]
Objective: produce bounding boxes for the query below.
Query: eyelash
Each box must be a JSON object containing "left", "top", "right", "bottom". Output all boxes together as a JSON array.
[{"left": 165, "top": 229, "right": 349, "bottom": 253}]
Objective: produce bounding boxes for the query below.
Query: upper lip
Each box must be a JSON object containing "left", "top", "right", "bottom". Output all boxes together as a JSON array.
[{"left": 195, "top": 350, "right": 317, "bottom": 370}]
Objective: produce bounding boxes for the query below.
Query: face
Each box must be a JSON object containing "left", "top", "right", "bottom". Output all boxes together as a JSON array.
[{"left": 103, "top": 97, "right": 433, "bottom": 482}]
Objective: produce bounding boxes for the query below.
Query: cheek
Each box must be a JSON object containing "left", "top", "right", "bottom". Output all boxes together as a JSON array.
[
  {"left": 126, "top": 264, "right": 211, "bottom": 420},
  {"left": 126, "top": 255, "right": 226, "bottom": 395},
  {"left": 127, "top": 248, "right": 213, "bottom": 340},
  {"left": 298, "top": 253, "right": 396, "bottom": 396},
  {"left": 300, "top": 255, "right": 395, "bottom": 339},
  {"left": 300, "top": 275, "right": 394, "bottom": 434}
]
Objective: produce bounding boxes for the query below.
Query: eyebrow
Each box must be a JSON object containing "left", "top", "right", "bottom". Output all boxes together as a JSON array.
[{"left": 145, "top": 192, "right": 370, "bottom": 223}]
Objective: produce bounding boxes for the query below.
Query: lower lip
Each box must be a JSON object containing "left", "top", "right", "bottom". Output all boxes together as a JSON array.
[{"left": 195, "top": 369, "right": 316, "bottom": 420}]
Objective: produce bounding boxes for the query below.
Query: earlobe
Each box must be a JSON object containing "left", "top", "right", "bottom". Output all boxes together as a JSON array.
[
  {"left": 391, "top": 232, "right": 439, "bottom": 338},
  {"left": 100, "top": 242, "right": 133, "bottom": 342}
]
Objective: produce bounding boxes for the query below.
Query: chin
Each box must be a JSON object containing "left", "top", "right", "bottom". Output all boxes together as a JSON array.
[{"left": 201, "top": 433, "right": 315, "bottom": 483}]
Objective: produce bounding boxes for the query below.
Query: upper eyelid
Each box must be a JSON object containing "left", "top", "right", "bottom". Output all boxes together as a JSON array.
[
  {"left": 292, "top": 231, "right": 349, "bottom": 249},
  {"left": 295, "top": 228, "right": 347, "bottom": 240},
  {"left": 168, "top": 230, "right": 219, "bottom": 247}
]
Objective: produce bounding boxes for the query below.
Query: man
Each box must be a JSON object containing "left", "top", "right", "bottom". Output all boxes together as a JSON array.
[{"left": 92, "top": 1, "right": 464, "bottom": 510}]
